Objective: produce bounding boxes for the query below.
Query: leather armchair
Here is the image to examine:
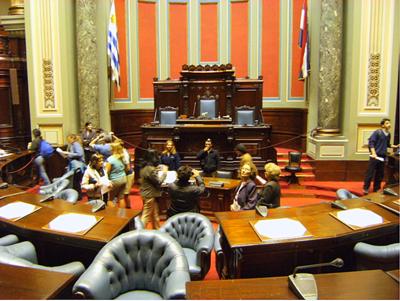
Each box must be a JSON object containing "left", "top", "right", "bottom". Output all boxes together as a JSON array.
[
  {"left": 134, "top": 216, "right": 145, "bottom": 230},
  {"left": 39, "top": 178, "right": 70, "bottom": 196},
  {"left": 284, "top": 151, "right": 302, "bottom": 184},
  {"left": 52, "top": 169, "right": 75, "bottom": 188},
  {"left": 160, "top": 212, "right": 214, "bottom": 280},
  {"left": 72, "top": 230, "right": 190, "bottom": 299},
  {"left": 54, "top": 188, "right": 79, "bottom": 204},
  {"left": 214, "top": 225, "right": 224, "bottom": 279},
  {"left": 0, "top": 234, "right": 19, "bottom": 246},
  {"left": 0, "top": 241, "right": 85, "bottom": 276},
  {"left": 353, "top": 242, "right": 400, "bottom": 271},
  {"left": 216, "top": 170, "right": 233, "bottom": 179},
  {"left": 336, "top": 188, "right": 359, "bottom": 200}
]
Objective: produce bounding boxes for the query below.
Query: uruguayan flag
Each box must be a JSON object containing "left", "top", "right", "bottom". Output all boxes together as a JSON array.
[{"left": 107, "top": 0, "right": 120, "bottom": 91}]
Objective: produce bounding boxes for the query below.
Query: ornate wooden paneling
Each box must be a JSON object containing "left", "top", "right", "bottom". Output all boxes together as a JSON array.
[
  {"left": 110, "top": 109, "right": 153, "bottom": 148},
  {"left": 263, "top": 108, "right": 307, "bottom": 151},
  {"left": 0, "top": 29, "right": 31, "bottom": 149},
  {"left": 314, "top": 160, "right": 369, "bottom": 181}
]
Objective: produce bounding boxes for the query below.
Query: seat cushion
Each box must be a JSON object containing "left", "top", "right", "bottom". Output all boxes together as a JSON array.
[
  {"left": 115, "top": 290, "right": 162, "bottom": 300},
  {"left": 183, "top": 247, "right": 201, "bottom": 276}
]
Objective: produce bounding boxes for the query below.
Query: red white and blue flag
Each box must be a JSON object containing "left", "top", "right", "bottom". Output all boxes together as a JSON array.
[{"left": 298, "top": 0, "right": 310, "bottom": 80}]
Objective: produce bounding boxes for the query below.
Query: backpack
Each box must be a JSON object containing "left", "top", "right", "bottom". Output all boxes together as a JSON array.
[{"left": 39, "top": 140, "right": 54, "bottom": 158}]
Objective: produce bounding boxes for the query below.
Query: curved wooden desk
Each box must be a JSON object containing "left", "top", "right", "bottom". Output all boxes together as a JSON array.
[
  {"left": 0, "top": 186, "right": 140, "bottom": 266},
  {"left": 215, "top": 187, "right": 400, "bottom": 279},
  {"left": 0, "top": 150, "right": 34, "bottom": 184}
]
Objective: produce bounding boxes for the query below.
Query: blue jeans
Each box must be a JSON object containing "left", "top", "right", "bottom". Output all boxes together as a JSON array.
[{"left": 34, "top": 155, "right": 50, "bottom": 185}]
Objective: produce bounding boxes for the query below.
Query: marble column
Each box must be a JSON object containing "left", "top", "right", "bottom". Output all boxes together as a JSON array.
[
  {"left": 317, "top": 0, "right": 343, "bottom": 136},
  {"left": 76, "top": 0, "right": 99, "bottom": 128}
]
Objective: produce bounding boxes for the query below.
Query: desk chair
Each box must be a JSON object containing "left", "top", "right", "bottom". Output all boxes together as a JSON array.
[
  {"left": 0, "top": 234, "right": 19, "bottom": 246},
  {"left": 199, "top": 99, "right": 217, "bottom": 118},
  {"left": 284, "top": 151, "right": 302, "bottom": 184},
  {"left": 0, "top": 241, "right": 85, "bottom": 276},
  {"left": 336, "top": 188, "right": 359, "bottom": 200},
  {"left": 39, "top": 178, "right": 70, "bottom": 196},
  {"left": 214, "top": 225, "right": 225, "bottom": 279},
  {"left": 353, "top": 242, "right": 400, "bottom": 271},
  {"left": 54, "top": 188, "right": 79, "bottom": 204},
  {"left": 235, "top": 105, "right": 256, "bottom": 125},
  {"left": 160, "top": 212, "right": 214, "bottom": 280},
  {"left": 72, "top": 230, "right": 190, "bottom": 300},
  {"left": 159, "top": 106, "right": 178, "bottom": 125}
]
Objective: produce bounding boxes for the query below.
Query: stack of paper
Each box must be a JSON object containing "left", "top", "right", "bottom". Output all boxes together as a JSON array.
[
  {"left": 0, "top": 201, "right": 40, "bottom": 221},
  {"left": 250, "top": 218, "right": 312, "bottom": 241},
  {"left": 46, "top": 213, "right": 101, "bottom": 235},
  {"left": 333, "top": 208, "right": 385, "bottom": 229}
]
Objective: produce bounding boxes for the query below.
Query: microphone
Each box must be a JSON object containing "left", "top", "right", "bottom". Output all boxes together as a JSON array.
[
  {"left": 39, "top": 194, "right": 54, "bottom": 203},
  {"left": 192, "top": 101, "right": 197, "bottom": 117},
  {"left": 289, "top": 258, "right": 344, "bottom": 300},
  {"left": 259, "top": 109, "right": 265, "bottom": 125},
  {"left": 150, "top": 108, "right": 159, "bottom": 126}
]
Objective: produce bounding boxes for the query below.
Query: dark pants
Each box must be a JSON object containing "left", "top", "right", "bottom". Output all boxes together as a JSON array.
[{"left": 363, "top": 157, "right": 385, "bottom": 192}]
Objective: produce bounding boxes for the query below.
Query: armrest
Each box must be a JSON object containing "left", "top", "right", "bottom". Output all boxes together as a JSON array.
[
  {"left": 354, "top": 242, "right": 400, "bottom": 263},
  {"left": 73, "top": 264, "right": 112, "bottom": 299},
  {"left": 163, "top": 269, "right": 190, "bottom": 300},
  {"left": 0, "top": 234, "right": 19, "bottom": 246}
]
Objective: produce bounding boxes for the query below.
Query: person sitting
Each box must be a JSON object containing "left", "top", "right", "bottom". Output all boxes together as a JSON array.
[
  {"left": 196, "top": 138, "right": 220, "bottom": 177},
  {"left": 257, "top": 162, "right": 281, "bottom": 208},
  {"left": 230, "top": 163, "right": 258, "bottom": 211},
  {"left": 28, "top": 128, "right": 52, "bottom": 185},
  {"left": 81, "top": 153, "right": 112, "bottom": 205},
  {"left": 167, "top": 166, "right": 206, "bottom": 218},
  {"left": 105, "top": 142, "right": 128, "bottom": 208},
  {"left": 160, "top": 140, "right": 181, "bottom": 171}
]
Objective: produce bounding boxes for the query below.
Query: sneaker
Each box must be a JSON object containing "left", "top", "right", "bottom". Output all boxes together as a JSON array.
[{"left": 363, "top": 189, "right": 369, "bottom": 195}]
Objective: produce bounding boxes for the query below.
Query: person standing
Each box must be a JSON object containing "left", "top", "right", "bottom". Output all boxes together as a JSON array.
[
  {"left": 139, "top": 149, "right": 167, "bottom": 229},
  {"left": 160, "top": 140, "right": 181, "bottom": 171},
  {"left": 196, "top": 138, "right": 220, "bottom": 177},
  {"left": 81, "top": 122, "right": 97, "bottom": 164},
  {"left": 167, "top": 166, "right": 206, "bottom": 217},
  {"left": 257, "top": 162, "right": 281, "bottom": 208},
  {"left": 28, "top": 129, "right": 52, "bottom": 185},
  {"left": 363, "top": 118, "right": 399, "bottom": 194}
]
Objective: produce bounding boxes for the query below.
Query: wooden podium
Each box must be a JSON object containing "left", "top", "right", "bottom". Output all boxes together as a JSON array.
[{"left": 139, "top": 64, "right": 276, "bottom": 171}]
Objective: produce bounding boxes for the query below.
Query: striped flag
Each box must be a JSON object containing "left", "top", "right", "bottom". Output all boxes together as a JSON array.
[
  {"left": 298, "top": 0, "right": 310, "bottom": 80},
  {"left": 107, "top": 0, "right": 120, "bottom": 91}
]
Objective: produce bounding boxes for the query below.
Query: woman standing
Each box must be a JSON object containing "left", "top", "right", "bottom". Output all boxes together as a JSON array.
[
  {"left": 28, "top": 129, "right": 52, "bottom": 185},
  {"left": 57, "top": 134, "right": 86, "bottom": 171},
  {"left": 160, "top": 140, "right": 181, "bottom": 171},
  {"left": 230, "top": 163, "right": 258, "bottom": 211},
  {"left": 105, "top": 142, "right": 127, "bottom": 208},
  {"left": 81, "top": 153, "right": 112, "bottom": 205},
  {"left": 139, "top": 149, "right": 167, "bottom": 229}
]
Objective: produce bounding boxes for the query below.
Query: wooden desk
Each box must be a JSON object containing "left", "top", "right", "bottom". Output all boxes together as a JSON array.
[
  {"left": 0, "top": 150, "right": 34, "bottom": 184},
  {"left": 158, "top": 177, "right": 241, "bottom": 220},
  {"left": 215, "top": 191, "right": 399, "bottom": 279},
  {"left": 140, "top": 124, "right": 276, "bottom": 172},
  {"left": 186, "top": 269, "right": 400, "bottom": 300},
  {"left": 0, "top": 263, "right": 76, "bottom": 299},
  {"left": 0, "top": 186, "right": 141, "bottom": 266}
]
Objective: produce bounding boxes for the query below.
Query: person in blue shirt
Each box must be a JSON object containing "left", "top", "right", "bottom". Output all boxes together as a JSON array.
[
  {"left": 160, "top": 140, "right": 181, "bottom": 171},
  {"left": 363, "top": 118, "right": 399, "bottom": 194},
  {"left": 89, "top": 132, "right": 113, "bottom": 159}
]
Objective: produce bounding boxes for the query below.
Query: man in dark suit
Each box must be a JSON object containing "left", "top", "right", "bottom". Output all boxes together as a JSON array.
[{"left": 196, "top": 138, "right": 220, "bottom": 177}]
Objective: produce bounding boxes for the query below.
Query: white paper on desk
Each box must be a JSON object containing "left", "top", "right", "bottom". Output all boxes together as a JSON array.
[
  {"left": 0, "top": 201, "right": 38, "bottom": 220},
  {"left": 99, "top": 176, "right": 112, "bottom": 194},
  {"left": 336, "top": 208, "right": 383, "bottom": 228},
  {"left": 48, "top": 213, "right": 98, "bottom": 233},
  {"left": 253, "top": 218, "right": 308, "bottom": 239},
  {"left": 159, "top": 170, "right": 177, "bottom": 184}
]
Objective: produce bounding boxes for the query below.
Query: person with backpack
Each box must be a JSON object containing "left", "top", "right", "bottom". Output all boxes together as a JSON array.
[{"left": 28, "top": 128, "right": 53, "bottom": 185}]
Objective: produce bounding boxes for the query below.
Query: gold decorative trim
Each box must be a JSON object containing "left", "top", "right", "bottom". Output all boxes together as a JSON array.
[
  {"left": 366, "top": 53, "right": 380, "bottom": 108},
  {"left": 42, "top": 59, "right": 56, "bottom": 111}
]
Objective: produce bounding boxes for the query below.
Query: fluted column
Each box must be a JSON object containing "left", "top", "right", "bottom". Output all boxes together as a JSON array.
[
  {"left": 317, "top": 0, "right": 343, "bottom": 136},
  {"left": 76, "top": 0, "right": 99, "bottom": 127}
]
